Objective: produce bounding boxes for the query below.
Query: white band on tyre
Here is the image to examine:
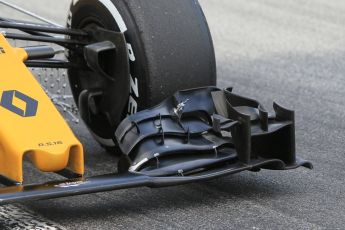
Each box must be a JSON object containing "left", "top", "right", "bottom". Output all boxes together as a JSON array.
[{"left": 98, "top": 0, "right": 127, "bottom": 32}]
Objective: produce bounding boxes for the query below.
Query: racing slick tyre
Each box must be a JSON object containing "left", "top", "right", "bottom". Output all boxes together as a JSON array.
[{"left": 67, "top": 0, "right": 216, "bottom": 151}]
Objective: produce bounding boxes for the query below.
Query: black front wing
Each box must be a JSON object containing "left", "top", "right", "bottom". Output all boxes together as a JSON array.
[{"left": 0, "top": 87, "right": 312, "bottom": 205}]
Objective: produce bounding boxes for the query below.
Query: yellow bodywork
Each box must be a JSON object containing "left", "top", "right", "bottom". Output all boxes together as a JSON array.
[{"left": 0, "top": 34, "right": 84, "bottom": 183}]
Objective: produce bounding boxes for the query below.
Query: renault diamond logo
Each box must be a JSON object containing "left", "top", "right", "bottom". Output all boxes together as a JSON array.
[{"left": 0, "top": 90, "right": 38, "bottom": 117}]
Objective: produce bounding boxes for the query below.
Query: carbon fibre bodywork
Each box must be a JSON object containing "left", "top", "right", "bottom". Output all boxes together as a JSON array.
[{"left": 115, "top": 86, "right": 312, "bottom": 176}]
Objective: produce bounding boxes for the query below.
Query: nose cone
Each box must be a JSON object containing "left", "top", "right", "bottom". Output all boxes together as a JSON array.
[
  {"left": 26, "top": 144, "right": 84, "bottom": 173},
  {"left": 0, "top": 34, "right": 84, "bottom": 183}
]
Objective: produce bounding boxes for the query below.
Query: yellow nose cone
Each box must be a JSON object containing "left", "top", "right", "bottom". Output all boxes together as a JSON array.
[{"left": 0, "top": 34, "right": 84, "bottom": 183}]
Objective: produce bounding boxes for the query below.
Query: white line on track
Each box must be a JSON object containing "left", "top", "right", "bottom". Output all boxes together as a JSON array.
[{"left": 0, "top": 205, "right": 66, "bottom": 230}]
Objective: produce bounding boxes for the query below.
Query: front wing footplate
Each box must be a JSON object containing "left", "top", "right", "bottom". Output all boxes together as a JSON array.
[{"left": 0, "top": 86, "right": 312, "bottom": 205}]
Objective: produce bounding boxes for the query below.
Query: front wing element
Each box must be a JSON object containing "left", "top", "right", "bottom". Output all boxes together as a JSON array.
[{"left": 0, "top": 157, "right": 310, "bottom": 205}]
